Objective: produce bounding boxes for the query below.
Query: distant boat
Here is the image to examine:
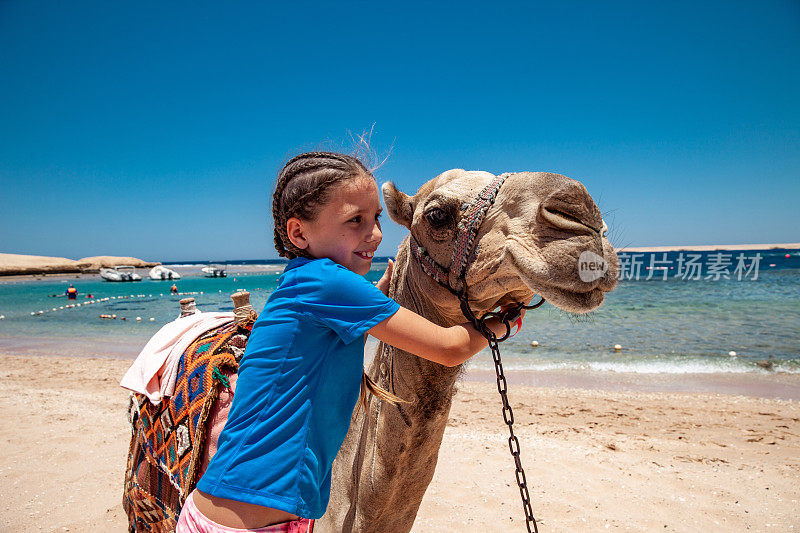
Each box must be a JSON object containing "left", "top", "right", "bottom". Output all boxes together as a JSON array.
[
  {"left": 148, "top": 265, "right": 181, "bottom": 281},
  {"left": 100, "top": 266, "right": 143, "bottom": 282},
  {"left": 201, "top": 264, "right": 227, "bottom": 278}
]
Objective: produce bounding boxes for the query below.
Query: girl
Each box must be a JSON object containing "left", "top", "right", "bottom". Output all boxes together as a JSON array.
[{"left": 178, "top": 152, "right": 522, "bottom": 532}]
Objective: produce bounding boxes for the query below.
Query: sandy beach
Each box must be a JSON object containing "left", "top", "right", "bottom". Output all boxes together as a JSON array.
[{"left": 1, "top": 354, "right": 797, "bottom": 532}]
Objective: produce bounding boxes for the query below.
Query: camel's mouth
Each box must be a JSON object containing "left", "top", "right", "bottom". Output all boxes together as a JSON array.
[
  {"left": 505, "top": 239, "right": 617, "bottom": 314},
  {"left": 528, "top": 282, "right": 607, "bottom": 313}
]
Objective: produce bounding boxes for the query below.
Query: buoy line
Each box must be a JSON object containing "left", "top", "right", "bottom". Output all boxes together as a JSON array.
[{"left": 23, "top": 287, "right": 253, "bottom": 322}]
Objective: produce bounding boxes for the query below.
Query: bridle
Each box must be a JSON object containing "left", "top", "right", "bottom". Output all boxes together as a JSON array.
[{"left": 407, "top": 172, "right": 544, "bottom": 532}]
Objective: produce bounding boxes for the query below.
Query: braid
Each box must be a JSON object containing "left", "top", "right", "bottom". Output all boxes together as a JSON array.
[
  {"left": 271, "top": 152, "right": 372, "bottom": 259},
  {"left": 272, "top": 170, "right": 296, "bottom": 258}
]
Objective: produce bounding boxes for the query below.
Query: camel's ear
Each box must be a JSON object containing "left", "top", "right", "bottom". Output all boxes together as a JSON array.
[{"left": 382, "top": 182, "right": 414, "bottom": 229}]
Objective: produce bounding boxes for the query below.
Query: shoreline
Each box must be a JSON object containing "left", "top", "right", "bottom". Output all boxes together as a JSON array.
[
  {"left": 465, "top": 366, "right": 800, "bottom": 401},
  {"left": 0, "top": 354, "right": 797, "bottom": 531},
  {"left": 4, "top": 348, "right": 799, "bottom": 401}
]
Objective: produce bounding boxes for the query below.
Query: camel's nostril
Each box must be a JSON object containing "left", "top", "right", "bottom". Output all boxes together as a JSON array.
[{"left": 540, "top": 204, "right": 601, "bottom": 235}]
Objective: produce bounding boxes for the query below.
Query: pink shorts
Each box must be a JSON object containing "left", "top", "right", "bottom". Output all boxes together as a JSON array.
[{"left": 176, "top": 491, "right": 313, "bottom": 533}]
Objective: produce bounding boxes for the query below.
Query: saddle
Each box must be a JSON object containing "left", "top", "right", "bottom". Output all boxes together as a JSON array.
[{"left": 123, "top": 294, "right": 255, "bottom": 532}]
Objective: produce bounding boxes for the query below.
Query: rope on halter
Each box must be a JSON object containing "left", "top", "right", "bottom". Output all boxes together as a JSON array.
[{"left": 449, "top": 173, "right": 508, "bottom": 285}]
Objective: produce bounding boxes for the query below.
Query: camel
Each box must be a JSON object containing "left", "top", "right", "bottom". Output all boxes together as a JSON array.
[
  {"left": 317, "top": 169, "right": 618, "bottom": 532},
  {"left": 123, "top": 169, "right": 618, "bottom": 532}
]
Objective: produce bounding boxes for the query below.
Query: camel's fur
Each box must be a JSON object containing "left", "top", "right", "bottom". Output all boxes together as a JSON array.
[{"left": 317, "top": 170, "right": 618, "bottom": 532}]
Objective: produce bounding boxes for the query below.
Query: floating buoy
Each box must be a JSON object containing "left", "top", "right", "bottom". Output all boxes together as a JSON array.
[
  {"left": 530, "top": 340, "right": 539, "bottom": 347},
  {"left": 0, "top": 315, "right": 4, "bottom": 320},
  {"left": 52, "top": 308, "right": 57, "bottom": 311},
  {"left": 112, "top": 314, "right": 117, "bottom": 319},
  {"left": 728, "top": 351, "right": 737, "bottom": 357},
  {"left": 37, "top": 311, "right": 43, "bottom": 315},
  {"left": 149, "top": 317, "right": 155, "bottom": 322},
  {"left": 120, "top": 317, "right": 126, "bottom": 320},
  {"left": 786, "top": 254, "right": 791, "bottom": 258},
  {"left": 614, "top": 344, "right": 622, "bottom": 351},
  {"left": 136, "top": 317, "right": 142, "bottom": 321},
  {"left": 31, "top": 312, "right": 35, "bottom": 316}
]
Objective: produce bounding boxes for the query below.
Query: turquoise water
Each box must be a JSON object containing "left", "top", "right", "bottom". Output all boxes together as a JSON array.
[{"left": 1, "top": 256, "right": 798, "bottom": 376}]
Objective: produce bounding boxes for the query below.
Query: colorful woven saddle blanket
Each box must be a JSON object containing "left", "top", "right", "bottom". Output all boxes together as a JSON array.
[{"left": 123, "top": 318, "right": 252, "bottom": 532}]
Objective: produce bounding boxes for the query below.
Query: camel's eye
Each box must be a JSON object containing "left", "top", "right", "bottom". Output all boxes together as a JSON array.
[{"left": 424, "top": 207, "right": 449, "bottom": 227}]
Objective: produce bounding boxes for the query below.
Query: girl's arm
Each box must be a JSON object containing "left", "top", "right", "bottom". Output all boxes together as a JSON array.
[{"left": 367, "top": 306, "right": 520, "bottom": 368}]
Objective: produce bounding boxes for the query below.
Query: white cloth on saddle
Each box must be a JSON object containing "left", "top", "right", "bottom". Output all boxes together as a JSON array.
[{"left": 120, "top": 312, "right": 234, "bottom": 405}]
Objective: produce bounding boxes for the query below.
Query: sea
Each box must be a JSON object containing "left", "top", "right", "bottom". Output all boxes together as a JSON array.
[{"left": 1, "top": 248, "right": 799, "bottom": 398}]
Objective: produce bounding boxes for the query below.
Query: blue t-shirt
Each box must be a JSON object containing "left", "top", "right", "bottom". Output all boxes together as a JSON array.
[{"left": 196, "top": 257, "right": 400, "bottom": 519}]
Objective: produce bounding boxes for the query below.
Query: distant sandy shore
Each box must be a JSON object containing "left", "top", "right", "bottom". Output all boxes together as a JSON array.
[
  {"left": 616, "top": 243, "right": 800, "bottom": 252},
  {"left": 1, "top": 354, "right": 797, "bottom": 531},
  {"left": 0, "top": 253, "right": 159, "bottom": 276}
]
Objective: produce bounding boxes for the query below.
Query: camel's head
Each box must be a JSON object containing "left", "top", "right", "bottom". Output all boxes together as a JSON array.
[{"left": 383, "top": 169, "right": 618, "bottom": 315}]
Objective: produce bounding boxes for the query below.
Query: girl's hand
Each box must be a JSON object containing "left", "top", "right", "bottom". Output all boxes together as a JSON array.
[
  {"left": 498, "top": 304, "right": 526, "bottom": 337},
  {"left": 499, "top": 303, "right": 526, "bottom": 323},
  {"left": 376, "top": 259, "right": 393, "bottom": 296}
]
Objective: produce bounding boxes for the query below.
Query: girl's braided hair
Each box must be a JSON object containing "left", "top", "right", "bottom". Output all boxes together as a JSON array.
[
  {"left": 272, "top": 152, "right": 372, "bottom": 259},
  {"left": 271, "top": 151, "right": 405, "bottom": 411}
]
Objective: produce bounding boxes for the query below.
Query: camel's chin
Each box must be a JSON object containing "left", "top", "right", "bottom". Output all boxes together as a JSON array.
[{"left": 532, "top": 283, "right": 606, "bottom": 313}]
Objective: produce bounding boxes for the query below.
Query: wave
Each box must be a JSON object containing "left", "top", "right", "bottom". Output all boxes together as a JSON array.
[{"left": 466, "top": 358, "right": 800, "bottom": 375}]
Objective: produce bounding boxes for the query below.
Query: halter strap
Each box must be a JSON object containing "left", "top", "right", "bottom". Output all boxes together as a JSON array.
[{"left": 409, "top": 173, "right": 510, "bottom": 294}]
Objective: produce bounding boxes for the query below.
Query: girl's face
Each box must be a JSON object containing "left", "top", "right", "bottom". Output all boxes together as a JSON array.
[{"left": 290, "top": 177, "right": 383, "bottom": 276}]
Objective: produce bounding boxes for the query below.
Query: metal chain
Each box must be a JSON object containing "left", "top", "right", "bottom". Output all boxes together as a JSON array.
[
  {"left": 460, "top": 293, "right": 543, "bottom": 533},
  {"left": 484, "top": 327, "right": 538, "bottom": 533}
]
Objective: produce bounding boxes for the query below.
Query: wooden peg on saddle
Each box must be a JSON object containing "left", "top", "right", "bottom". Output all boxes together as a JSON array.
[
  {"left": 231, "top": 291, "right": 256, "bottom": 324},
  {"left": 179, "top": 297, "right": 196, "bottom": 317}
]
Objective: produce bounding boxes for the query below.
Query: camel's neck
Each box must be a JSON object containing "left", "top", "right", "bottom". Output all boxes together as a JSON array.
[
  {"left": 381, "top": 238, "right": 464, "bottom": 400},
  {"left": 363, "top": 240, "right": 468, "bottom": 530}
]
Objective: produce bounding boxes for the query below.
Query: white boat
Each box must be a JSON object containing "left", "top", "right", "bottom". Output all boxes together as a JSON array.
[
  {"left": 148, "top": 265, "right": 181, "bottom": 280},
  {"left": 201, "top": 264, "right": 227, "bottom": 278},
  {"left": 100, "top": 266, "right": 143, "bottom": 282}
]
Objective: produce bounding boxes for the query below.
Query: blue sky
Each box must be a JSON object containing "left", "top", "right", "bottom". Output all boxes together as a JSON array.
[{"left": 1, "top": 1, "right": 798, "bottom": 261}]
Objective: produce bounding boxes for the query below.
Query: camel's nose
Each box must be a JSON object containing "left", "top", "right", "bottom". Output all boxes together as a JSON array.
[{"left": 539, "top": 184, "right": 604, "bottom": 236}]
